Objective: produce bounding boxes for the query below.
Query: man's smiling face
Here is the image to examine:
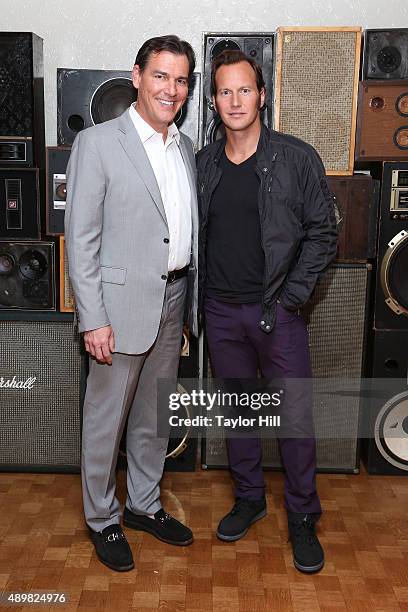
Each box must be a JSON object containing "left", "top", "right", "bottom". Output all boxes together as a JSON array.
[{"left": 132, "top": 50, "right": 189, "bottom": 136}]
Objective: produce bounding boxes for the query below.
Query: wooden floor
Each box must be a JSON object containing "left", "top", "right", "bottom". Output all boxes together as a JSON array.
[{"left": 1, "top": 465, "right": 408, "bottom": 612}]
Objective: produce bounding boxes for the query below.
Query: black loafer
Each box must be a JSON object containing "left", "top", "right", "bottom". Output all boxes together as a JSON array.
[
  {"left": 123, "top": 507, "right": 193, "bottom": 546},
  {"left": 90, "top": 524, "right": 134, "bottom": 572}
]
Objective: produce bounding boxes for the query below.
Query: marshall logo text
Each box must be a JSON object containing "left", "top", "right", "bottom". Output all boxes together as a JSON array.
[{"left": 0, "top": 376, "right": 36, "bottom": 389}]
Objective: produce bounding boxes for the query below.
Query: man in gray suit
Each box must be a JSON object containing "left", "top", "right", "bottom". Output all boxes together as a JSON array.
[{"left": 65, "top": 35, "right": 198, "bottom": 572}]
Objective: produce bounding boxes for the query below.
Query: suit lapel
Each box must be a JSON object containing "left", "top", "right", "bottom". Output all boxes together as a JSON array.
[{"left": 117, "top": 111, "right": 167, "bottom": 224}]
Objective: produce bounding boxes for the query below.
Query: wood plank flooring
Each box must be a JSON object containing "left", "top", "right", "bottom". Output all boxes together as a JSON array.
[{"left": 0, "top": 465, "right": 407, "bottom": 611}]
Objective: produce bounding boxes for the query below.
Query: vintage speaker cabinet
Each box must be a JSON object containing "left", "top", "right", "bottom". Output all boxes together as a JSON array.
[
  {"left": 356, "top": 80, "right": 408, "bottom": 162},
  {"left": 0, "top": 311, "right": 86, "bottom": 472},
  {"left": 274, "top": 27, "right": 361, "bottom": 175}
]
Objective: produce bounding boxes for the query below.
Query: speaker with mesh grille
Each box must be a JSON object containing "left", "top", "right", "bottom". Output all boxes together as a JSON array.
[
  {"left": 355, "top": 81, "right": 408, "bottom": 162},
  {"left": 363, "top": 29, "right": 408, "bottom": 80},
  {"left": 0, "top": 241, "right": 55, "bottom": 310},
  {"left": 374, "top": 162, "right": 408, "bottom": 330},
  {"left": 57, "top": 69, "right": 201, "bottom": 149},
  {"left": 202, "top": 264, "right": 371, "bottom": 472},
  {"left": 362, "top": 330, "right": 408, "bottom": 474},
  {"left": 59, "top": 236, "right": 74, "bottom": 313},
  {"left": 46, "top": 147, "right": 71, "bottom": 236},
  {"left": 0, "top": 312, "right": 86, "bottom": 472},
  {"left": 274, "top": 27, "right": 361, "bottom": 175},
  {"left": 0, "top": 32, "right": 45, "bottom": 168},
  {"left": 201, "top": 33, "right": 274, "bottom": 146}
]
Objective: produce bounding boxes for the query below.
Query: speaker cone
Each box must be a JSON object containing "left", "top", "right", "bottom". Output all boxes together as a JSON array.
[
  {"left": 374, "top": 390, "right": 408, "bottom": 471},
  {"left": 377, "top": 46, "right": 402, "bottom": 74},
  {"left": 210, "top": 39, "right": 241, "bottom": 60},
  {"left": 0, "top": 252, "right": 15, "bottom": 275},
  {"left": 381, "top": 230, "right": 408, "bottom": 316},
  {"left": 206, "top": 116, "right": 226, "bottom": 143},
  {"left": 90, "top": 77, "right": 136, "bottom": 125},
  {"left": 19, "top": 250, "right": 47, "bottom": 280}
]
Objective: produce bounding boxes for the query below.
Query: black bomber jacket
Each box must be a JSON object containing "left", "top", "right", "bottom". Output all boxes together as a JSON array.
[{"left": 196, "top": 124, "right": 338, "bottom": 333}]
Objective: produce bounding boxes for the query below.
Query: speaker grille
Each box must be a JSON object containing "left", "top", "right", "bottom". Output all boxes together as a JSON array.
[
  {"left": 274, "top": 28, "right": 361, "bottom": 175},
  {"left": 202, "top": 265, "right": 369, "bottom": 472},
  {"left": 59, "top": 236, "right": 74, "bottom": 312},
  {"left": 0, "top": 319, "right": 85, "bottom": 471}
]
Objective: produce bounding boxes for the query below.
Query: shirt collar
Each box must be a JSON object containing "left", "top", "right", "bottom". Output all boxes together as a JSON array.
[{"left": 129, "top": 103, "right": 180, "bottom": 145}]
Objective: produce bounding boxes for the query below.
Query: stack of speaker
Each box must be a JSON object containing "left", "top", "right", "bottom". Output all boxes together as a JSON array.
[
  {"left": 200, "top": 29, "right": 408, "bottom": 475},
  {"left": 356, "top": 29, "right": 408, "bottom": 474},
  {"left": 0, "top": 32, "right": 86, "bottom": 473}
]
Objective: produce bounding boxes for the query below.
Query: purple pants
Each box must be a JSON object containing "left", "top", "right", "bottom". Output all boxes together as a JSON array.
[{"left": 204, "top": 297, "right": 322, "bottom": 515}]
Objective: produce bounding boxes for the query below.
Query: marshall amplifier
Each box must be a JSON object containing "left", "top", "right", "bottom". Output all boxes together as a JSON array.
[
  {"left": 0, "top": 241, "right": 55, "bottom": 311},
  {"left": 356, "top": 80, "right": 408, "bottom": 161},
  {"left": 363, "top": 29, "right": 408, "bottom": 80},
  {"left": 0, "top": 169, "right": 40, "bottom": 240},
  {"left": 46, "top": 147, "right": 71, "bottom": 235},
  {"left": 0, "top": 32, "right": 45, "bottom": 168},
  {"left": 0, "top": 312, "right": 86, "bottom": 472}
]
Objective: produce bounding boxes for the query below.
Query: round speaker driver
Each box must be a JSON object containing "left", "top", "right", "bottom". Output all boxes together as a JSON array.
[
  {"left": 91, "top": 78, "right": 137, "bottom": 125},
  {"left": 374, "top": 390, "right": 408, "bottom": 471}
]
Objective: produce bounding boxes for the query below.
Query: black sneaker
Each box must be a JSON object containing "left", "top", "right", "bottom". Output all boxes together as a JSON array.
[
  {"left": 216, "top": 497, "right": 267, "bottom": 542},
  {"left": 123, "top": 507, "right": 193, "bottom": 546},
  {"left": 287, "top": 513, "right": 324, "bottom": 573},
  {"left": 89, "top": 524, "right": 134, "bottom": 572}
]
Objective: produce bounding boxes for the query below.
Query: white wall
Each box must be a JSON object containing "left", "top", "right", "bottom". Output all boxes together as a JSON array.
[{"left": 2, "top": 0, "right": 408, "bottom": 144}]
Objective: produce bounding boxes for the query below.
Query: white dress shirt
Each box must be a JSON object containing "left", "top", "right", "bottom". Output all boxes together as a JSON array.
[{"left": 129, "top": 104, "right": 192, "bottom": 272}]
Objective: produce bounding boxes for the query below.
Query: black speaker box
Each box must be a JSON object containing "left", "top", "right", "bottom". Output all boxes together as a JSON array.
[
  {"left": 361, "top": 330, "right": 408, "bottom": 474},
  {"left": 46, "top": 147, "right": 71, "bottom": 236},
  {"left": 0, "top": 312, "right": 86, "bottom": 472},
  {"left": 57, "top": 68, "right": 136, "bottom": 145},
  {"left": 374, "top": 162, "right": 408, "bottom": 330},
  {"left": 363, "top": 29, "right": 408, "bottom": 80},
  {"left": 0, "top": 168, "right": 40, "bottom": 240},
  {"left": 57, "top": 68, "right": 202, "bottom": 149},
  {"left": 201, "top": 33, "right": 274, "bottom": 146},
  {"left": 0, "top": 241, "right": 55, "bottom": 310},
  {"left": 0, "top": 32, "right": 45, "bottom": 168}
]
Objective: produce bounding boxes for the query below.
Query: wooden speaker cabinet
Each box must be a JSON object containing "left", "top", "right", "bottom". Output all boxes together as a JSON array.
[
  {"left": 356, "top": 80, "right": 408, "bottom": 161},
  {"left": 327, "top": 174, "right": 380, "bottom": 262},
  {"left": 59, "top": 236, "right": 74, "bottom": 312}
]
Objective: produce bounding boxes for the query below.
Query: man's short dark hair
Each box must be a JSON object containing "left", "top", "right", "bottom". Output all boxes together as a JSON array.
[
  {"left": 211, "top": 50, "right": 265, "bottom": 97},
  {"left": 134, "top": 35, "right": 196, "bottom": 77}
]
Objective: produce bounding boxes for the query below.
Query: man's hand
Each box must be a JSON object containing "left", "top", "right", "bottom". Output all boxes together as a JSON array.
[{"left": 83, "top": 325, "right": 115, "bottom": 365}]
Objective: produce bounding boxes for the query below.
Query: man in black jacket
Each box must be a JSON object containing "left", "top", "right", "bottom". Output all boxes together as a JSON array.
[{"left": 197, "top": 50, "right": 337, "bottom": 573}]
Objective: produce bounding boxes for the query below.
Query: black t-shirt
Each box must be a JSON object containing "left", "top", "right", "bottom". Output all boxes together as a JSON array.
[{"left": 205, "top": 149, "right": 264, "bottom": 303}]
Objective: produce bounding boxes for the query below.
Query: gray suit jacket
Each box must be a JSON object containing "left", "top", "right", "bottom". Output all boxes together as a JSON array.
[{"left": 64, "top": 110, "right": 198, "bottom": 354}]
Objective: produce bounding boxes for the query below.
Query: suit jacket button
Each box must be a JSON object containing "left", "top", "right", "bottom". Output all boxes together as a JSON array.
[
  {"left": 161, "top": 274, "right": 167, "bottom": 280},
  {"left": 163, "top": 238, "right": 169, "bottom": 243}
]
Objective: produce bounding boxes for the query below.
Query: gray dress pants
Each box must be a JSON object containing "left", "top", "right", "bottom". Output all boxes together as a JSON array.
[{"left": 81, "top": 277, "right": 187, "bottom": 532}]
